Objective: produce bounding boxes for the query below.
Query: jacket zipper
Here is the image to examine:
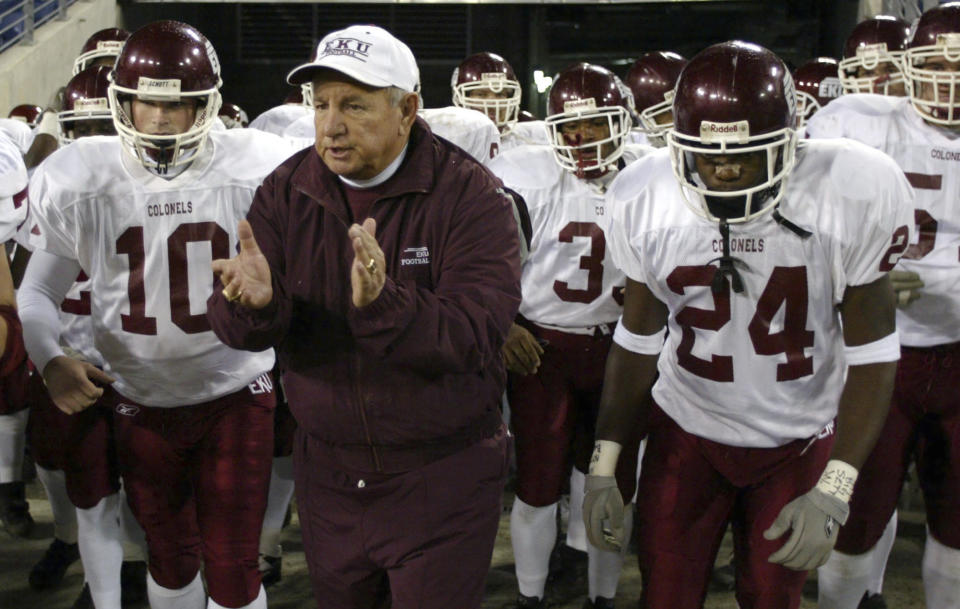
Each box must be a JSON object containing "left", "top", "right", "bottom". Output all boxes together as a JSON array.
[{"left": 353, "top": 354, "right": 382, "bottom": 472}]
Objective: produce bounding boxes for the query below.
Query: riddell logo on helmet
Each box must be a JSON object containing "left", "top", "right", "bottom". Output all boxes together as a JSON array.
[
  {"left": 700, "top": 120, "right": 750, "bottom": 143},
  {"left": 321, "top": 37, "right": 372, "bottom": 61},
  {"left": 96, "top": 41, "right": 124, "bottom": 52},
  {"left": 564, "top": 98, "right": 597, "bottom": 113},
  {"left": 75, "top": 98, "right": 108, "bottom": 111}
]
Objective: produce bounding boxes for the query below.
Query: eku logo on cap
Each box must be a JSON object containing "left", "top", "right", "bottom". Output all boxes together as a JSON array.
[{"left": 321, "top": 37, "right": 373, "bottom": 62}]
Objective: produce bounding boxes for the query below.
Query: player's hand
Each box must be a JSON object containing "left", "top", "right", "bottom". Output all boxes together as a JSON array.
[
  {"left": 583, "top": 474, "right": 625, "bottom": 553},
  {"left": 212, "top": 219, "right": 273, "bottom": 309},
  {"left": 42, "top": 355, "right": 115, "bottom": 415},
  {"left": 889, "top": 270, "right": 923, "bottom": 308},
  {"left": 501, "top": 323, "right": 544, "bottom": 375},
  {"left": 763, "top": 487, "right": 850, "bottom": 571},
  {"left": 349, "top": 218, "right": 386, "bottom": 308}
]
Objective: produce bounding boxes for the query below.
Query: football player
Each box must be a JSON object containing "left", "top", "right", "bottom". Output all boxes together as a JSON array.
[
  {"left": 624, "top": 51, "right": 687, "bottom": 148},
  {"left": 73, "top": 28, "right": 129, "bottom": 75},
  {"left": 794, "top": 57, "right": 843, "bottom": 129},
  {"left": 18, "top": 20, "right": 295, "bottom": 609},
  {"left": 451, "top": 52, "right": 549, "bottom": 152},
  {"left": 23, "top": 64, "right": 150, "bottom": 609},
  {"left": 585, "top": 41, "right": 913, "bottom": 609},
  {"left": 839, "top": 15, "right": 911, "bottom": 96},
  {"left": 806, "top": 4, "right": 960, "bottom": 608},
  {"left": 489, "top": 62, "right": 650, "bottom": 609},
  {"left": 0, "top": 129, "right": 31, "bottom": 539}
]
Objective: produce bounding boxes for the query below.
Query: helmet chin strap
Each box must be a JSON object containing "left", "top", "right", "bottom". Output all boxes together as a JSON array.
[{"left": 708, "top": 219, "right": 745, "bottom": 295}]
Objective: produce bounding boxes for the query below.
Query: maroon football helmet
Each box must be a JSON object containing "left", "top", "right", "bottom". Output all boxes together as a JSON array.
[
  {"left": 545, "top": 62, "right": 634, "bottom": 176},
  {"left": 839, "top": 16, "right": 910, "bottom": 95},
  {"left": 669, "top": 41, "right": 798, "bottom": 223},
  {"left": 59, "top": 65, "right": 115, "bottom": 143},
  {"left": 7, "top": 104, "right": 42, "bottom": 127},
  {"left": 108, "top": 20, "right": 222, "bottom": 170},
  {"left": 218, "top": 103, "right": 249, "bottom": 129},
  {"left": 904, "top": 3, "right": 960, "bottom": 125},
  {"left": 625, "top": 51, "right": 687, "bottom": 145},
  {"left": 73, "top": 28, "right": 130, "bottom": 75},
  {"left": 451, "top": 52, "right": 521, "bottom": 132},
  {"left": 794, "top": 57, "right": 842, "bottom": 127}
]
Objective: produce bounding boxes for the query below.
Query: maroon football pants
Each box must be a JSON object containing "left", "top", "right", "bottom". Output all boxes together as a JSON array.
[
  {"left": 508, "top": 326, "right": 640, "bottom": 507},
  {"left": 837, "top": 343, "right": 960, "bottom": 553},
  {"left": 108, "top": 373, "right": 275, "bottom": 608},
  {"left": 635, "top": 402, "right": 833, "bottom": 609}
]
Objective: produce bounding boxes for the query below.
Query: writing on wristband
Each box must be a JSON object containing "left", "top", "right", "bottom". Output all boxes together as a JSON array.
[{"left": 816, "top": 459, "right": 858, "bottom": 503}]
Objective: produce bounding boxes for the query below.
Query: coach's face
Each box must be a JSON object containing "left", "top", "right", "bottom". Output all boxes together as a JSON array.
[{"left": 312, "top": 71, "right": 418, "bottom": 180}]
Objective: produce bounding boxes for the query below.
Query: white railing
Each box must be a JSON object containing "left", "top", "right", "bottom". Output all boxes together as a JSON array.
[{"left": 0, "top": 0, "right": 81, "bottom": 53}]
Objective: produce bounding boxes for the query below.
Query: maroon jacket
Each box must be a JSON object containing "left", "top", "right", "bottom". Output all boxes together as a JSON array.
[{"left": 207, "top": 119, "right": 521, "bottom": 474}]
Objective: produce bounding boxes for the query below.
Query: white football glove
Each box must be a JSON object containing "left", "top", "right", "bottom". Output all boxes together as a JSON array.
[
  {"left": 763, "top": 487, "right": 850, "bottom": 571},
  {"left": 889, "top": 270, "right": 923, "bottom": 308},
  {"left": 583, "top": 474, "right": 625, "bottom": 552}
]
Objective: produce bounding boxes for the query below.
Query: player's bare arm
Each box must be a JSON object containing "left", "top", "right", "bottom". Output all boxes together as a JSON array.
[
  {"left": 212, "top": 219, "right": 274, "bottom": 309},
  {"left": 766, "top": 274, "right": 899, "bottom": 571},
  {"left": 831, "top": 273, "right": 899, "bottom": 470},
  {"left": 584, "top": 278, "right": 667, "bottom": 551}
]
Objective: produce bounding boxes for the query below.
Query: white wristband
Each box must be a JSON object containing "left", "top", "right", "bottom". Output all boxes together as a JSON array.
[
  {"left": 843, "top": 331, "right": 900, "bottom": 366},
  {"left": 613, "top": 319, "right": 666, "bottom": 355},
  {"left": 816, "top": 459, "right": 859, "bottom": 503},
  {"left": 589, "top": 439, "right": 622, "bottom": 477}
]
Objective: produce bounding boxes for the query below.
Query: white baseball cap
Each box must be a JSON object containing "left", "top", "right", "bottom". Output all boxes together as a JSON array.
[{"left": 287, "top": 25, "right": 420, "bottom": 93}]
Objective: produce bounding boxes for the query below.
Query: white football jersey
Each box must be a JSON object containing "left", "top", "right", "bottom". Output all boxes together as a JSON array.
[
  {"left": 250, "top": 104, "right": 311, "bottom": 137},
  {"left": 27, "top": 130, "right": 292, "bottom": 406},
  {"left": 501, "top": 120, "right": 550, "bottom": 153},
  {"left": 283, "top": 106, "right": 501, "bottom": 166},
  {"left": 806, "top": 94, "right": 960, "bottom": 347},
  {"left": 0, "top": 118, "right": 34, "bottom": 155},
  {"left": 418, "top": 106, "right": 501, "bottom": 165},
  {"left": 606, "top": 140, "right": 914, "bottom": 447},
  {"left": 0, "top": 132, "right": 28, "bottom": 242},
  {"left": 490, "top": 143, "right": 651, "bottom": 329}
]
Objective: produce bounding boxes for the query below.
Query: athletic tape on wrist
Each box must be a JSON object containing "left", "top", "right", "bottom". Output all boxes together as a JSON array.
[
  {"left": 843, "top": 331, "right": 900, "bottom": 366},
  {"left": 816, "top": 459, "right": 858, "bottom": 503},
  {"left": 613, "top": 319, "right": 666, "bottom": 355}
]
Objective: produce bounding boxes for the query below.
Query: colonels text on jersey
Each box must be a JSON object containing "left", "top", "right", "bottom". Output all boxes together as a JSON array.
[
  {"left": 605, "top": 140, "right": 913, "bottom": 448},
  {"left": 27, "top": 129, "right": 295, "bottom": 406}
]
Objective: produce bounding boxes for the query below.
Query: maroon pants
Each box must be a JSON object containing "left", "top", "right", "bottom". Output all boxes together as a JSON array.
[
  {"left": 636, "top": 402, "right": 833, "bottom": 609},
  {"left": 109, "top": 373, "right": 275, "bottom": 608},
  {"left": 27, "top": 372, "right": 118, "bottom": 508},
  {"left": 508, "top": 325, "right": 640, "bottom": 506},
  {"left": 294, "top": 424, "right": 510, "bottom": 609},
  {"left": 837, "top": 343, "right": 960, "bottom": 553}
]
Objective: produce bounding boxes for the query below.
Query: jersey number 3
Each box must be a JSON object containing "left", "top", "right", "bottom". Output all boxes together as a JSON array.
[
  {"left": 116, "top": 222, "right": 229, "bottom": 336},
  {"left": 667, "top": 265, "right": 814, "bottom": 383}
]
